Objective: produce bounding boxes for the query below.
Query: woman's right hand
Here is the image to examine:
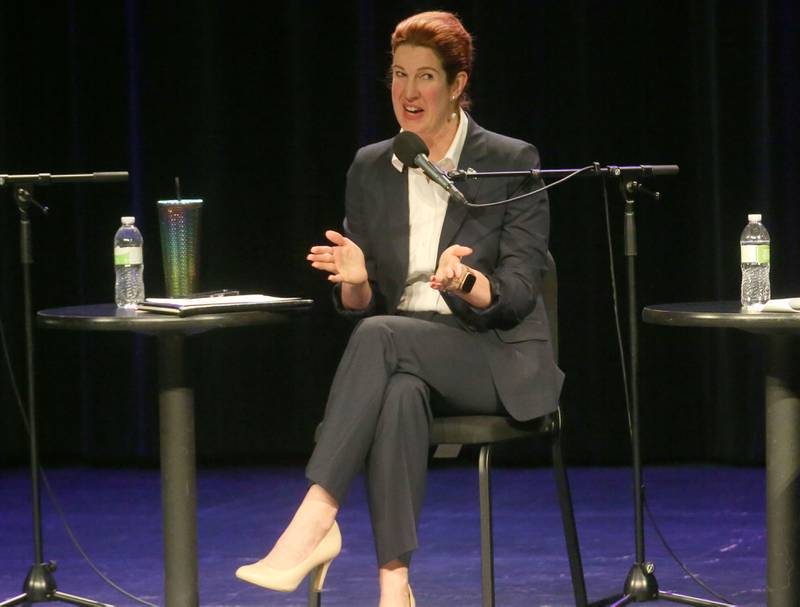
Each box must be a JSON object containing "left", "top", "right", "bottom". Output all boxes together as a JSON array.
[{"left": 307, "top": 230, "right": 369, "bottom": 286}]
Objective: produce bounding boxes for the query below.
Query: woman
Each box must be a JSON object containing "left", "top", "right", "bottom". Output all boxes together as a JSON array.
[{"left": 235, "top": 11, "right": 562, "bottom": 607}]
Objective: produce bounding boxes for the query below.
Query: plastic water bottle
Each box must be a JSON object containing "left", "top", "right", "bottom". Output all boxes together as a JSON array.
[
  {"left": 114, "top": 216, "right": 145, "bottom": 308},
  {"left": 740, "top": 213, "right": 770, "bottom": 311}
]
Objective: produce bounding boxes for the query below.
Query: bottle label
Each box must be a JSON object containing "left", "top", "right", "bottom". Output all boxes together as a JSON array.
[
  {"left": 114, "top": 246, "right": 143, "bottom": 265},
  {"left": 740, "top": 244, "right": 770, "bottom": 264}
]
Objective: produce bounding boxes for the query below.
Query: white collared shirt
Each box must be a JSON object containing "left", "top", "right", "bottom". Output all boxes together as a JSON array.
[{"left": 391, "top": 109, "right": 469, "bottom": 313}]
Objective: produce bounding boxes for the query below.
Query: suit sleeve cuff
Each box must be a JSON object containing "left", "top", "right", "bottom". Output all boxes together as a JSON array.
[{"left": 331, "top": 282, "right": 377, "bottom": 318}]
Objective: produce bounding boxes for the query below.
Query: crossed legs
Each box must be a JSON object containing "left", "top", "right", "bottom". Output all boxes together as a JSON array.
[{"left": 247, "top": 315, "right": 502, "bottom": 604}]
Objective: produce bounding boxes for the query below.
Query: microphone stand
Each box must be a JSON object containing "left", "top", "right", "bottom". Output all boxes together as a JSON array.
[
  {"left": 1, "top": 172, "right": 127, "bottom": 607},
  {"left": 609, "top": 175, "right": 733, "bottom": 607},
  {"left": 450, "top": 164, "right": 735, "bottom": 607}
]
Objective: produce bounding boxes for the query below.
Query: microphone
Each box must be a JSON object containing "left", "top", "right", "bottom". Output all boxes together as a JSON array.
[
  {"left": 605, "top": 165, "right": 679, "bottom": 177},
  {"left": 392, "top": 131, "right": 468, "bottom": 205}
]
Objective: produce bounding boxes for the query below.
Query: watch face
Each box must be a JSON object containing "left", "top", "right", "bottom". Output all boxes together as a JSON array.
[{"left": 461, "top": 271, "right": 477, "bottom": 293}]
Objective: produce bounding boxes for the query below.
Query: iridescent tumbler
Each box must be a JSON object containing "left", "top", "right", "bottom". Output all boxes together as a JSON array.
[{"left": 158, "top": 199, "right": 203, "bottom": 297}]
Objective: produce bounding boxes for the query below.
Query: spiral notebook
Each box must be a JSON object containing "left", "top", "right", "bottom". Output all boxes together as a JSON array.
[
  {"left": 759, "top": 298, "right": 800, "bottom": 313},
  {"left": 137, "top": 294, "right": 312, "bottom": 316}
]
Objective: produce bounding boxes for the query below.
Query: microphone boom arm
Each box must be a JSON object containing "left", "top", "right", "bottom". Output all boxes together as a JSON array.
[
  {"left": 446, "top": 164, "right": 679, "bottom": 181},
  {"left": 0, "top": 172, "right": 129, "bottom": 187}
]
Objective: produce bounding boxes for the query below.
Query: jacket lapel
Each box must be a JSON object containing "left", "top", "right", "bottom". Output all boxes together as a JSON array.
[
  {"left": 437, "top": 118, "right": 487, "bottom": 257},
  {"left": 382, "top": 159, "right": 409, "bottom": 306}
]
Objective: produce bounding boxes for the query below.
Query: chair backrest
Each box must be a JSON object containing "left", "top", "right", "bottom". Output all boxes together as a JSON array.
[{"left": 543, "top": 251, "right": 558, "bottom": 363}]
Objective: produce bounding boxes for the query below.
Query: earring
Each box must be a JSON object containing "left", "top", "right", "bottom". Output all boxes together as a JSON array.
[{"left": 448, "top": 93, "right": 459, "bottom": 122}]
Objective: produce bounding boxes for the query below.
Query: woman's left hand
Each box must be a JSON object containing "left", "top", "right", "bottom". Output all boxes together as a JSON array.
[{"left": 430, "top": 244, "right": 473, "bottom": 292}]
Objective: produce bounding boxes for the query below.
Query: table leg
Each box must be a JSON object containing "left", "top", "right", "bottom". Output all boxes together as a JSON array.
[
  {"left": 158, "top": 334, "right": 198, "bottom": 607},
  {"left": 766, "top": 335, "right": 800, "bottom": 607}
]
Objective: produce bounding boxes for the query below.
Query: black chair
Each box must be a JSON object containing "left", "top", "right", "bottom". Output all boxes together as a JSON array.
[
  {"left": 428, "top": 251, "right": 587, "bottom": 607},
  {"left": 309, "top": 252, "right": 586, "bottom": 607}
]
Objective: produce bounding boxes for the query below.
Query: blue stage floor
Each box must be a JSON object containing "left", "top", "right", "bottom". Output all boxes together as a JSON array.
[{"left": 0, "top": 466, "right": 765, "bottom": 606}]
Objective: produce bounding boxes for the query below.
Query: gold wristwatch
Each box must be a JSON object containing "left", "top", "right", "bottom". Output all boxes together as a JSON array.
[{"left": 456, "top": 266, "right": 477, "bottom": 294}]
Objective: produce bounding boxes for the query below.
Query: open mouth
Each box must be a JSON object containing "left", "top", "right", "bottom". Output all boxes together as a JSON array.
[{"left": 404, "top": 105, "right": 423, "bottom": 114}]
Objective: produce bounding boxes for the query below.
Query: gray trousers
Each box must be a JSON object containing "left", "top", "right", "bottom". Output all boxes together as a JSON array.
[{"left": 305, "top": 313, "right": 504, "bottom": 566}]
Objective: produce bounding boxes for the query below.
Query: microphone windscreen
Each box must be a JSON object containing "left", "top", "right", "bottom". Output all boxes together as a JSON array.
[
  {"left": 92, "top": 172, "right": 129, "bottom": 182},
  {"left": 392, "top": 131, "right": 429, "bottom": 167}
]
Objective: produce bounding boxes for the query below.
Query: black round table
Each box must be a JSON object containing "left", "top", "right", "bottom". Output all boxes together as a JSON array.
[
  {"left": 37, "top": 303, "right": 312, "bottom": 607},
  {"left": 643, "top": 301, "right": 800, "bottom": 607}
]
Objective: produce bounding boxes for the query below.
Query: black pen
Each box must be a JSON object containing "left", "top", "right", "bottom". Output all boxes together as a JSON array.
[{"left": 187, "top": 289, "right": 240, "bottom": 298}]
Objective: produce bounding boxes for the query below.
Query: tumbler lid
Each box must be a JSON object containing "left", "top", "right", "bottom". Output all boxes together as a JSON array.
[{"left": 158, "top": 199, "right": 203, "bottom": 206}]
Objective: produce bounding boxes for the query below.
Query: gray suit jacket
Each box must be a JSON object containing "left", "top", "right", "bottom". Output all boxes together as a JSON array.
[{"left": 333, "top": 117, "right": 564, "bottom": 421}]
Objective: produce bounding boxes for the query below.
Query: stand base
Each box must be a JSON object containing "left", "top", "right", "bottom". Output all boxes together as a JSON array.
[
  {"left": 601, "top": 563, "right": 736, "bottom": 607},
  {"left": 0, "top": 562, "right": 114, "bottom": 607}
]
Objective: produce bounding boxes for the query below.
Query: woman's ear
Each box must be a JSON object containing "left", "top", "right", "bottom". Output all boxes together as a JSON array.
[{"left": 452, "top": 71, "right": 468, "bottom": 99}]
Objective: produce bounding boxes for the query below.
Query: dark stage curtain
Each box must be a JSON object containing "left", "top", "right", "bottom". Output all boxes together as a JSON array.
[{"left": 1, "top": 1, "right": 797, "bottom": 466}]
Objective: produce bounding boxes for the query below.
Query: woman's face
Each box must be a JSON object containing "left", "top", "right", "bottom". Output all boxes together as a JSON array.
[{"left": 391, "top": 44, "right": 466, "bottom": 150}]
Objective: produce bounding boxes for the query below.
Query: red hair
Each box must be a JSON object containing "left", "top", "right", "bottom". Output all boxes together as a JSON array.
[{"left": 391, "top": 11, "right": 474, "bottom": 109}]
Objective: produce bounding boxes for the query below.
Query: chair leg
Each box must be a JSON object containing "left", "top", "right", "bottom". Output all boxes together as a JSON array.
[
  {"left": 478, "top": 444, "right": 495, "bottom": 607},
  {"left": 308, "top": 567, "right": 322, "bottom": 607},
  {"left": 551, "top": 431, "right": 588, "bottom": 607}
]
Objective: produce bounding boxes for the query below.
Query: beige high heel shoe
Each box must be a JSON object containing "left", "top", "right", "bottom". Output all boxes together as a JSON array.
[{"left": 235, "top": 520, "right": 342, "bottom": 593}]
